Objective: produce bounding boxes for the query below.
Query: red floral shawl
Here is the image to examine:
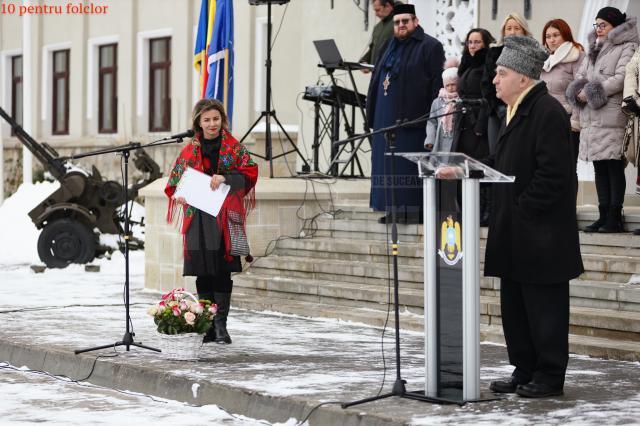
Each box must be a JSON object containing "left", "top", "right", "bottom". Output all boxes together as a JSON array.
[{"left": 164, "top": 130, "right": 258, "bottom": 261}]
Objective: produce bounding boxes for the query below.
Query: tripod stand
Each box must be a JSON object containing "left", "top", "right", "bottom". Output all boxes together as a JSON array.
[
  {"left": 66, "top": 136, "right": 186, "bottom": 354},
  {"left": 240, "top": 0, "right": 309, "bottom": 178}
]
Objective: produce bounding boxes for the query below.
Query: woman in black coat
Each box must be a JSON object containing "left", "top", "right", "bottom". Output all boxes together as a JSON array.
[
  {"left": 453, "top": 28, "right": 495, "bottom": 224},
  {"left": 454, "top": 28, "right": 495, "bottom": 158}
]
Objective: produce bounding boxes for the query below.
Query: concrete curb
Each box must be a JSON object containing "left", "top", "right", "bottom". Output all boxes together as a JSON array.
[{"left": 0, "top": 339, "right": 405, "bottom": 426}]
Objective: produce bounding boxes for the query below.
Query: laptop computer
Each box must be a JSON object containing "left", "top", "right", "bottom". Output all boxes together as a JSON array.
[
  {"left": 313, "top": 39, "right": 374, "bottom": 70},
  {"left": 313, "top": 39, "right": 343, "bottom": 68}
]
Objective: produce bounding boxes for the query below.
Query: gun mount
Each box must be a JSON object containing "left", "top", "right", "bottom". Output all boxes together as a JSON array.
[{"left": 0, "top": 106, "right": 162, "bottom": 268}]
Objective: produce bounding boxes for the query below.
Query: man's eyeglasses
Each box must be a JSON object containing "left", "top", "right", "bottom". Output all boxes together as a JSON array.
[
  {"left": 593, "top": 23, "right": 608, "bottom": 30},
  {"left": 467, "top": 40, "right": 483, "bottom": 45},
  {"left": 393, "top": 18, "right": 413, "bottom": 26}
]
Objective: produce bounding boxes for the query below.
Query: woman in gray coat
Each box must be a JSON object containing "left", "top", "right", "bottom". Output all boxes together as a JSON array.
[
  {"left": 425, "top": 66, "right": 459, "bottom": 152},
  {"left": 567, "top": 7, "right": 639, "bottom": 233}
]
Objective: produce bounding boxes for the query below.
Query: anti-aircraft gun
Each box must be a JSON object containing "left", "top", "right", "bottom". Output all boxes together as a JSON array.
[{"left": 0, "top": 106, "right": 162, "bottom": 268}]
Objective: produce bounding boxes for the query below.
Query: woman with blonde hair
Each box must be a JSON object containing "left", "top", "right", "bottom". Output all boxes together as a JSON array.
[
  {"left": 481, "top": 12, "right": 532, "bottom": 153},
  {"left": 165, "top": 99, "right": 258, "bottom": 344}
]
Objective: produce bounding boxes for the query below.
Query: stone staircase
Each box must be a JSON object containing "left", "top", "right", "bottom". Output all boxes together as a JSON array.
[{"left": 233, "top": 202, "right": 640, "bottom": 361}]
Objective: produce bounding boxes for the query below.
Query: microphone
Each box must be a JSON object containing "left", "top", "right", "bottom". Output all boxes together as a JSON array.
[
  {"left": 165, "top": 129, "right": 195, "bottom": 140},
  {"left": 456, "top": 98, "right": 488, "bottom": 107}
]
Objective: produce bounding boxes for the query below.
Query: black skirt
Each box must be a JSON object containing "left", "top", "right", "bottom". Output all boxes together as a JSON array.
[{"left": 183, "top": 209, "right": 241, "bottom": 276}]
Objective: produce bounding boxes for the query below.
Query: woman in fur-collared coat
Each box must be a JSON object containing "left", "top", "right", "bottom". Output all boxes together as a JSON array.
[{"left": 566, "top": 7, "right": 639, "bottom": 233}]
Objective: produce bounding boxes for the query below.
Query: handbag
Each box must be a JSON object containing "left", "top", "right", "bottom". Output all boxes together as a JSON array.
[
  {"left": 623, "top": 117, "right": 638, "bottom": 166},
  {"left": 226, "top": 210, "right": 250, "bottom": 256}
]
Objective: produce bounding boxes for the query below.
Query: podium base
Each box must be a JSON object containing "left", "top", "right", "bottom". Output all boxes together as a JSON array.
[{"left": 404, "top": 390, "right": 502, "bottom": 405}]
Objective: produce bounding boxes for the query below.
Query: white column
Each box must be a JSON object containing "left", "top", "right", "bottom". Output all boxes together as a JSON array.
[
  {"left": 22, "top": 0, "right": 33, "bottom": 185},
  {"left": 0, "top": 123, "right": 4, "bottom": 204},
  {"left": 461, "top": 178, "right": 480, "bottom": 401},
  {"left": 424, "top": 177, "right": 438, "bottom": 397}
]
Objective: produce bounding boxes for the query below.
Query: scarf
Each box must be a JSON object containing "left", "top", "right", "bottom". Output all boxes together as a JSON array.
[
  {"left": 543, "top": 42, "right": 580, "bottom": 72},
  {"left": 380, "top": 37, "right": 409, "bottom": 80},
  {"left": 437, "top": 88, "right": 459, "bottom": 134},
  {"left": 164, "top": 129, "right": 258, "bottom": 262}
]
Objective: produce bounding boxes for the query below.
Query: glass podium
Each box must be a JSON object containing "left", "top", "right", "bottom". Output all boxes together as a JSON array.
[{"left": 397, "top": 152, "right": 514, "bottom": 403}]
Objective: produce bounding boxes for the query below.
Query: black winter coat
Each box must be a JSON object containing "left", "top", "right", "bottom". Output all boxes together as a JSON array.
[
  {"left": 480, "top": 45, "right": 506, "bottom": 115},
  {"left": 453, "top": 49, "right": 490, "bottom": 159},
  {"left": 484, "top": 82, "right": 584, "bottom": 284}
]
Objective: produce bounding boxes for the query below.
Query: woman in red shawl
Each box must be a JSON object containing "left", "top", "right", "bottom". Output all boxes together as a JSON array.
[{"left": 165, "top": 99, "right": 258, "bottom": 344}]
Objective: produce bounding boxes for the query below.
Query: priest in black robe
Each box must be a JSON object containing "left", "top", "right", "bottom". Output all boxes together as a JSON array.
[{"left": 366, "top": 3, "right": 445, "bottom": 224}]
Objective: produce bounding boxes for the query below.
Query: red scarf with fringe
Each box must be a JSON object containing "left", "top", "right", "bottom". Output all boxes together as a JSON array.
[{"left": 164, "top": 130, "right": 258, "bottom": 262}]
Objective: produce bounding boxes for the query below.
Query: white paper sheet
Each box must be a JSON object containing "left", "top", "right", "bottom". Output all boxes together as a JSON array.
[{"left": 173, "top": 167, "right": 230, "bottom": 217}]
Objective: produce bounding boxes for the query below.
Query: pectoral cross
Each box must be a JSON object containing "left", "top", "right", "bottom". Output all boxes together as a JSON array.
[{"left": 383, "top": 73, "right": 391, "bottom": 96}]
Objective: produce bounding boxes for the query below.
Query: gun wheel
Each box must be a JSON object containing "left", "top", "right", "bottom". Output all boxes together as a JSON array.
[{"left": 37, "top": 219, "right": 97, "bottom": 268}]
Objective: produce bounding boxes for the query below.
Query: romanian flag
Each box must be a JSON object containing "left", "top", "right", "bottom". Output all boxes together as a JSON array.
[
  {"left": 194, "top": 0, "right": 235, "bottom": 126},
  {"left": 193, "top": 0, "right": 215, "bottom": 98}
]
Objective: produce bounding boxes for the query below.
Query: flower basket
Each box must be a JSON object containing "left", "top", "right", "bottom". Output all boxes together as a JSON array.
[
  {"left": 158, "top": 332, "right": 203, "bottom": 360},
  {"left": 147, "top": 288, "right": 217, "bottom": 360}
]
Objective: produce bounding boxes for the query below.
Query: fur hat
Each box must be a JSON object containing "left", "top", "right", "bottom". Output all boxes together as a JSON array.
[{"left": 496, "top": 35, "right": 549, "bottom": 79}]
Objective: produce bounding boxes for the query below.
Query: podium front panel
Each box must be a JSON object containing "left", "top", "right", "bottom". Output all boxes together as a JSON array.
[{"left": 434, "top": 180, "right": 463, "bottom": 400}]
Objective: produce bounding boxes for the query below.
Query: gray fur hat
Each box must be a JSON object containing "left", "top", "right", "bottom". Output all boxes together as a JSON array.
[{"left": 496, "top": 35, "right": 549, "bottom": 79}]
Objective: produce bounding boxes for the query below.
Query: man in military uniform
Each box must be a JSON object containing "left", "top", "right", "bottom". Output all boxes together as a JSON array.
[{"left": 360, "top": 0, "right": 395, "bottom": 68}]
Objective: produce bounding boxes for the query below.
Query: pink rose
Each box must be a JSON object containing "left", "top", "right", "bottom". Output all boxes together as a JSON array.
[
  {"left": 179, "top": 301, "right": 188, "bottom": 311},
  {"left": 184, "top": 312, "right": 196, "bottom": 325},
  {"left": 208, "top": 305, "right": 218, "bottom": 315},
  {"left": 172, "top": 305, "right": 181, "bottom": 316}
]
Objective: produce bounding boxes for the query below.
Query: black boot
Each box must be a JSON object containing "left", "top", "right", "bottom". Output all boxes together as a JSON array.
[
  {"left": 598, "top": 205, "right": 624, "bottom": 233},
  {"left": 197, "top": 292, "right": 216, "bottom": 343},
  {"left": 584, "top": 205, "right": 608, "bottom": 232},
  {"left": 213, "top": 291, "right": 232, "bottom": 344}
]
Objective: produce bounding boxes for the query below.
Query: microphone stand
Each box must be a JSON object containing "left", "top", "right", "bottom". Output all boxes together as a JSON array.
[
  {"left": 341, "top": 107, "right": 469, "bottom": 408},
  {"left": 62, "top": 136, "right": 188, "bottom": 355}
]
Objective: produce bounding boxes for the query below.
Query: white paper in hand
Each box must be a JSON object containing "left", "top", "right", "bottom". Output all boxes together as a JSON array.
[{"left": 173, "top": 167, "right": 230, "bottom": 217}]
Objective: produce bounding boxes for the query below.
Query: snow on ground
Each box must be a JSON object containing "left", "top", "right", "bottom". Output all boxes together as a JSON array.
[
  {"left": 0, "top": 181, "right": 60, "bottom": 266},
  {"left": 0, "top": 363, "right": 297, "bottom": 426}
]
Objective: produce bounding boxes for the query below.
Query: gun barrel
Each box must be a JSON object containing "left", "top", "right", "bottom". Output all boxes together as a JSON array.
[{"left": 0, "top": 106, "right": 66, "bottom": 180}]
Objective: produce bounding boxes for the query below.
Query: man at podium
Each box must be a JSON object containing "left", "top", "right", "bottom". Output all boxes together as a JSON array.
[{"left": 483, "top": 36, "right": 584, "bottom": 398}]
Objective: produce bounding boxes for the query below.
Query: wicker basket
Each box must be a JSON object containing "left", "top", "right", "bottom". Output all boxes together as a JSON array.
[
  {"left": 156, "top": 289, "right": 204, "bottom": 360},
  {"left": 158, "top": 332, "right": 203, "bottom": 360}
]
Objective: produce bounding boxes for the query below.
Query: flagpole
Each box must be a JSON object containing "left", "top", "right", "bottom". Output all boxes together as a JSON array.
[{"left": 22, "top": 0, "right": 33, "bottom": 185}]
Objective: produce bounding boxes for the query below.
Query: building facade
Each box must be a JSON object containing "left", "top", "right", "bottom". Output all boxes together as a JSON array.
[{"left": 1, "top": 0, "right": 638, "bottom": 201}]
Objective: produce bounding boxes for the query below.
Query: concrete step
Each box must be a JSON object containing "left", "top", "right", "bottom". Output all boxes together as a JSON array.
[
  {"left": 234, "top": 272, "right": 423, "bottom": 313},
  {"left": 577, "top": 206, "right": 640, "bottom": 232},
  {"left": 334, "top": 203, "right": 640, "bottom": 230},
  {"left": 482, "top": 295, "right": 640, "bottom": 342},
  {"left": 273, "top": 236, "right": 640, "bottom": 282},
  {"left": 480, "top": 324, "right": 640, "bottom": 362},
  {"left": 230, "top": 291, "right": 640, "bottom": 361},
  {"left": 234, "top": 272, "right": 640, "bottom": 335},
  {"left": 248, "top": 254, "right": 425, "bottom": 288}
]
